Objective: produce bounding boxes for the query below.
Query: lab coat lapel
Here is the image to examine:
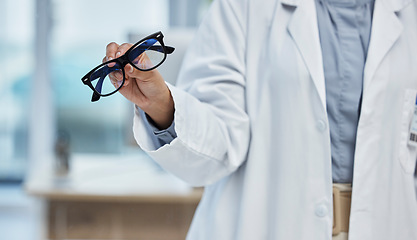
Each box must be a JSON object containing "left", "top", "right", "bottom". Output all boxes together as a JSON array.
[
  {"left": 363, "top": 0, "right": 407, "bottom": 88},
  {"left": 286, "top": 0, "right": 327, "bottom": 111}
]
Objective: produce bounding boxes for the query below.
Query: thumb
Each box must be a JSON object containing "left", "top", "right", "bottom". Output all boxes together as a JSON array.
[{"left": 125, "top": 64, "right": 157, "bottom": 82}]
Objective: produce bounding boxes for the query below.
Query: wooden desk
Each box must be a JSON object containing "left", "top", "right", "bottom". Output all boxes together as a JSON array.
[{"left": 26, "top": 154, "right": 202, "bottom": 240}]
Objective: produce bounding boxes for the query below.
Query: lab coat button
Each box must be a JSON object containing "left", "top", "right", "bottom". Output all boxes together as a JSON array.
[
  {"left": 316, "top": 120, "right": 327, "bottom": 132},
  {"left": 315, "top": 204, "right": 328, "bottom": 217}
]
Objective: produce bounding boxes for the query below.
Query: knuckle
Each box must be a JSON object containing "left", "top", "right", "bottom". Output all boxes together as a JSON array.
[
  {"left": 107, "top": 42, "right": 118, "bottom": 48},
  {"left": 120, "top": 43, "right": 132, "bottom": 48},
  {"left": 119, "top": 43, "right": 133, "bottom": 52},
  {"left": 106, "top": 42, "right": 119, "bottom": 53}
]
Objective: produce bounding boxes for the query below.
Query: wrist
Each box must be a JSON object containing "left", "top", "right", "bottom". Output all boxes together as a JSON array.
[{"left": 142, "top": 88, "right": 175, "bottom": 130}]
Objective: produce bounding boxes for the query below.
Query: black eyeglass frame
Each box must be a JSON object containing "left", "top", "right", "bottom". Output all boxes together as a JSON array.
[{"left": 81, "top": 31, "right": 175, "bottom": 102}]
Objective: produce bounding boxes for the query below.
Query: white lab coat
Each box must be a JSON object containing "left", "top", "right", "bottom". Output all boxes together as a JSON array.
[{"left": 133, "top": 0, "right": 417, "bottom": 239}]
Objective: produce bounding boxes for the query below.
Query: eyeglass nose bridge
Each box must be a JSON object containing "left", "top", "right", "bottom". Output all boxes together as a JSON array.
[{"left": 115, "top": 54, "right": 131, "bottom": 68}]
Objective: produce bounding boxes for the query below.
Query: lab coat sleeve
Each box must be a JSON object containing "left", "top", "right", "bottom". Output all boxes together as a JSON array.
[
  {"left": 139, "top": 110, "right": 177, "bottom": 148},
  {"left": 133, "top": 0, "right": 250, "bottom": 187}
]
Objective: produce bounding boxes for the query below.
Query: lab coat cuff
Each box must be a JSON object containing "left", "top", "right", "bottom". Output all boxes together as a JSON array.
[
  {"left": 133, "top": 82, "right": 181, "bottom": 152},
  {"left": 132, "top": 108, "right": 175, "bottom": 149},
  {"left": 144, "top": 111, "right": 177, "bottom": 144}
]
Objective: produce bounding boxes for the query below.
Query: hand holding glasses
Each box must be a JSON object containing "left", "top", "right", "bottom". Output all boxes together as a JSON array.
[{"left": 81, "top": 31, "right": 175, "bottom": 102}]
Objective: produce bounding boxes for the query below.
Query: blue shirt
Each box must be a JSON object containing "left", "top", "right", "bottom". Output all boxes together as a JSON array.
[
  {"left": 143, "top": 0, "right": 375, "bottom": 183},
  {"left": 140, "top": 110, "right": 177, "bottom": 147},
  {"left": 316, "top": 0, "right": 374, "bottom": 183}
]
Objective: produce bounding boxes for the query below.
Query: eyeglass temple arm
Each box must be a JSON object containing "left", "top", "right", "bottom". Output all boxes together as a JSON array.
[
  {"left": 129, "top": 45, "right": 175, "bottom": 60},
  {"left": 90, "top": 65, "right": 117, "bottom": 102},
  {"left": 91, "top": 92, "right": 101, "bottom": 102},
  {"left": 91, "top": 75, "right": 105, "bottom": 102},
  {"left": 165, "top": 46, "right": 175, "bottom": 54}
]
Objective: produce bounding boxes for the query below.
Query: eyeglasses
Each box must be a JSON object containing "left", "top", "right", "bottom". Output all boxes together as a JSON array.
[{"left": 81, "top": 31, "right": 175, "bottom": 102}]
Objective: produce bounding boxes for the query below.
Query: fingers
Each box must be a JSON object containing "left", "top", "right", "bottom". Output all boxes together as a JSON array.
[
  {"left": 125, "top": 63, "right": 146, "bottom": 80},
  {"left": 125, "top": 53, "right": 155, "bottom": 80},
  {"left": 105, "top": 42, "right": 134, "bottom": 62},
  {"left": 104, "top": 42, "right": 118, "bottom": 67},
  {"left": 104, "top": 42, "right": 156, "bottom": 86},
  {"left": 105, "top": 42, "right": 133, "bottom": 69},
  {"left": 109, "top": 71, "right": 124, "bottom": 82},
  {"left": 115, "top": 43, "right": 133, "bottom": 58},
  {"left": 105, "top": 42, "right": 119, "bottom": 62}
]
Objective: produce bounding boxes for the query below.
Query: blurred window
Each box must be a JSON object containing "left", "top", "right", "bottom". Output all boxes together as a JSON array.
[{"left": 0, "top": 0, "right": 34, "bottom": 181}]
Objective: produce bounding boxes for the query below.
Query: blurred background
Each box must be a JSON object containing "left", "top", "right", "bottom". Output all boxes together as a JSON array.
[{"left": 0, "top": 0, "right": 211, "bottom": 239}]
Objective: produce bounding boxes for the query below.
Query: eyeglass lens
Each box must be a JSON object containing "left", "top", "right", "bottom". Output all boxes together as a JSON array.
[
  {"left": 90, "top": 61, "right": 124, "bottom": 96},
  {"left": 128, "top": 38, "right": 165, "bottom": 70}
]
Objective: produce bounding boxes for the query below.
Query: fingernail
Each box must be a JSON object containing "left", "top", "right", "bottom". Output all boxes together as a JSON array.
[
  {"left": 116, "top": 52, "right": 121, "bottom": 58},
  {"left": 129, "top": 65, "right": 134, "bottom": 73},
  {"left": 107, "top": 56, "right": 113, "bottom": 61}
]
